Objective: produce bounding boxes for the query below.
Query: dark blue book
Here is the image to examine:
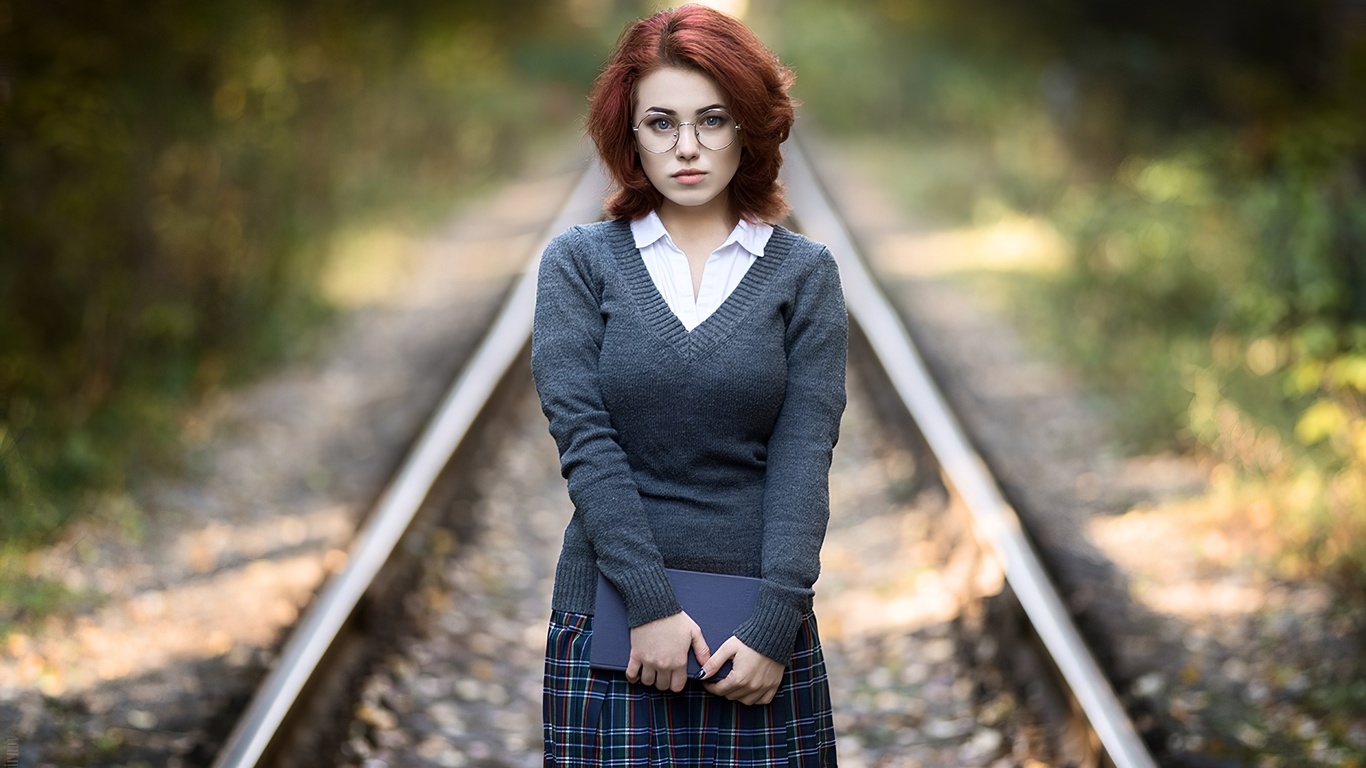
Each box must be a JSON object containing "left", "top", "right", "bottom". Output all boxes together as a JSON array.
[{"left": 590, "top": 568, "right": 764, "bottom": 678}]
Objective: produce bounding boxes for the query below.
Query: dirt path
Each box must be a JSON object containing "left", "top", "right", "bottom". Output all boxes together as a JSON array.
[
  {"left": 811, "top": 136, "right": 1365, "bottom": 766},
  {"left": 0, "top": 154, "right": 584, "bottom": 767},
  {"left": 5, "top": 136, "right": 1362, "bottom": 767}
]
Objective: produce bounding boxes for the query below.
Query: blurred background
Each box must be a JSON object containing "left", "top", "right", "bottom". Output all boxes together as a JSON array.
[{"left": 1, "top": 0, "right": 1363, "bottom": 725}]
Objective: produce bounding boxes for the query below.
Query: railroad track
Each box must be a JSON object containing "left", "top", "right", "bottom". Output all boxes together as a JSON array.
[{"left": 210, "top": 135, "right": 1159, "bottom": 768}]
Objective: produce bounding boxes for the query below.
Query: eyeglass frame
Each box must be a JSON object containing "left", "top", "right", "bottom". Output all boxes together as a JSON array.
[{"left": 631, "top": 111, "right": 742, "bottom": 154}]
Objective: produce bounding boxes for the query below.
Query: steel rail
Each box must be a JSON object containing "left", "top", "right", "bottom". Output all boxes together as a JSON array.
[
  {"left": 210, "top": 156, "right": 609, "bottom": 768},
  {"left": 216, "top": 136, "right": 1154, "bottom": 768},
  {"left": 781, "top": 132, "right": 1157, "bottom": 768}
]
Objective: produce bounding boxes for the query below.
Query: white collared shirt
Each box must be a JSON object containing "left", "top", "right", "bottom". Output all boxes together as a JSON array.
[{"left": 630, "top": 210, "right": 774, "bottom": 332}]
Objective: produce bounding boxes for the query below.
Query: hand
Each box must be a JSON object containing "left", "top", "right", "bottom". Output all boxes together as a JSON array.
[
  {"left": 627, "top": 611, "right": 711, "bottom": 693},
  {"left": 699, "top": 636, "right": 784, "bottom": 705}
]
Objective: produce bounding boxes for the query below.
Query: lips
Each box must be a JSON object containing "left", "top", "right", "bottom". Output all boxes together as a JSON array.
[{"left": 673, "top": 169, "right": 706, "bottom": 185}]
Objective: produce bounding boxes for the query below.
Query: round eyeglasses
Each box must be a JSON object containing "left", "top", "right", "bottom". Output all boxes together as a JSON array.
[{"left": 633, "top": 110, "right": 741, "bottom": 154}]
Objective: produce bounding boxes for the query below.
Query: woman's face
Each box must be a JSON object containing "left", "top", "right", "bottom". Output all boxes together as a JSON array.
[{"left": 632, "top": 67, "right": 741, "bottom": 217}]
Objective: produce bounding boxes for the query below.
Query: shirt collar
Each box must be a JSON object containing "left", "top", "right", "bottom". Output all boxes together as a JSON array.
[
  {"left": 630, "top": 210, "right": 671, "bottom": 249},
  {"left": 722, "top": 217, "right": 774, "bottom": 258},
  {"left": 630, "top": 210, "right": 775, "bottom": 257}
]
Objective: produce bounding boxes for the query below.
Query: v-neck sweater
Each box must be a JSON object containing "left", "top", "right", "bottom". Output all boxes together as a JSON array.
[
  {"left": 530, "top": 218, "right": 848, "bottom": 665},
  {"left": 632, "top": 210, "right": 771, "bottom": 331}
]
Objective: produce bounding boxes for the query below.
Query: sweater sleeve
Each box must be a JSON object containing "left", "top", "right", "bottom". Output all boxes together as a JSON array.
[
  {"left": 529, "top": 227, "right": 682, "bottom": 627},
  {"left": 733, "top": 247, "right": 848, "bottom": 664}
]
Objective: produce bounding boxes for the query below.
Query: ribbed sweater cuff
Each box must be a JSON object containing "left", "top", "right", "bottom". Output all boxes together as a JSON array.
[
  {"left": 734, "top": 588, "right": 807, "bottom": 665},
  {"left": 553, "top": 556, "right": 600, "bottom": 614},
  {"left": 617, "top": 566, "right": 682, "bottom": 628}
]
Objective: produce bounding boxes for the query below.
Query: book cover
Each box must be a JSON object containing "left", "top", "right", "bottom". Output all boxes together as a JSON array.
[{"left": 589, "top": 568, "right": 764, "bottom": 678}]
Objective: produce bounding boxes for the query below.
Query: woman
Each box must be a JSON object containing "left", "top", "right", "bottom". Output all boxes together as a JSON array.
[{"left": 531, "top": 4, "right": 846, "bottom": 766}]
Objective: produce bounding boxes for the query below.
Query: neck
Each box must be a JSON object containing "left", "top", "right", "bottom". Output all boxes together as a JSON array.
[{"left": 656, "top": 193, "right": 739, "bottom": 243}]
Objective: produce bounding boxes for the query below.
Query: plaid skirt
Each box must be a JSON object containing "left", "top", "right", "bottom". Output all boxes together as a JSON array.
[{"left": 542, "top": 610, "right": 838, "bottom": 767}]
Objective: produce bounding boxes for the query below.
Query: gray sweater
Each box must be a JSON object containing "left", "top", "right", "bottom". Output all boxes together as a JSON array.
[{"left": 530, "top": 218, "right": 847, "bottom": 664}]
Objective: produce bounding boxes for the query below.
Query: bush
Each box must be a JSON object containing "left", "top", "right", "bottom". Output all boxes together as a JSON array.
[
  {"left": 1050, "top": 124, "right": 1366, "bottom": 598},
  {"left": 0, "top": 0, "right": 612, "bottom": 542},
  {"left": 765, "top": 0, "right": 1366, "bottom": 598}
]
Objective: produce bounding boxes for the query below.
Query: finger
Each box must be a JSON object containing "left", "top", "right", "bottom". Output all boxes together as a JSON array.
[
  {"left": 707, "top": 672, "right": 744, "bottom": 698},
  {"left": 639, "top": 666, "right": 656, "bottom": 688},
  {"left": 753, "top": 680, "right": 780, "bottom": 706},
  {"left": 731, "top": 688, "right": 756, "bottom": 705},
  {"left": 698, "top": 638, "right": 737, "bottom": 680},
  {"left": 709, "top": 659, "right": 743, "bottom": 685},
  {"left": 738, "top": 685, "right": 768, "bottom": 706},
  {"left": 691, "top": 630, "right": 711, "bottom": 668},
  {"left": 669, "top": 669, "right": 687, "bottom": 693},
  {"left": 626, "top": 658, "right": 640, "bottom": 683},
  {"left": 742, "top": 687, "right": 769, "bottom": 706}
]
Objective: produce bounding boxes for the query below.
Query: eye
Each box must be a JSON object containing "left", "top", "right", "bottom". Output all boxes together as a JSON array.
[
  {"left": 646, "top": 116, "right": 676, "bottom": 132},
  {"left": 701, "top": 113, "right": 728, "bottom": 128}
]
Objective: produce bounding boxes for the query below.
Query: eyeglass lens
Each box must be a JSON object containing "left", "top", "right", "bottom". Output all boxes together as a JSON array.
[{"left": 635, "top": 111, "right": 738, "bottom": 153}]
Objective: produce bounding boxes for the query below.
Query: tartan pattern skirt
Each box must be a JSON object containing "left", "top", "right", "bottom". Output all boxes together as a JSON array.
[{"left": 542, "top": 610, "right": 838, "bottom": 767}]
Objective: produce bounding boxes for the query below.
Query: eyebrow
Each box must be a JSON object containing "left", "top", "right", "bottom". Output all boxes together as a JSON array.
[{"left": 641, "top": 103, "right": 729, "bottom": 116}]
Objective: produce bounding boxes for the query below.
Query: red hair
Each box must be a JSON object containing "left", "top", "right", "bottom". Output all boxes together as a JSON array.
[{"left": 585, "top": 4, "right": 797, "bottom": 223}]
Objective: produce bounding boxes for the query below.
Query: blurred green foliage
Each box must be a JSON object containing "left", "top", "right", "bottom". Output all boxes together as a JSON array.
[
  {"left": 0, "top": 0, "right": 637, "bottom": 543},
  {"left": 768, "top": 0, "right": 1366, "bottom": 580},
  {"left": 766, "top": 0, "right": 1365, "bottom": 760},
  {"left": 768, "top": 0, "right": 1365, "bottom": 758}
]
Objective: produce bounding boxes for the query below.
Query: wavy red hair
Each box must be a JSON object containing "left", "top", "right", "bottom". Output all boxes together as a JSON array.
[{"left": 585, "top": 4, "right": 797, "bottom": 223}]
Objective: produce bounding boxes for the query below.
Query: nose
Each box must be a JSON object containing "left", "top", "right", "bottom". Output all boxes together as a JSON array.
[{"left": 674, "top": 125, "right": 701, "bottom": 159}]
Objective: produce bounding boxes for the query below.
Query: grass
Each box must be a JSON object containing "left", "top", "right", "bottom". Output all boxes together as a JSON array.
[
  {"left": 814, "top": 109, "right": 1366, "bottom": 768},
  {"left": 0, "top": 567, "right": 103, "bottom": 639}
]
